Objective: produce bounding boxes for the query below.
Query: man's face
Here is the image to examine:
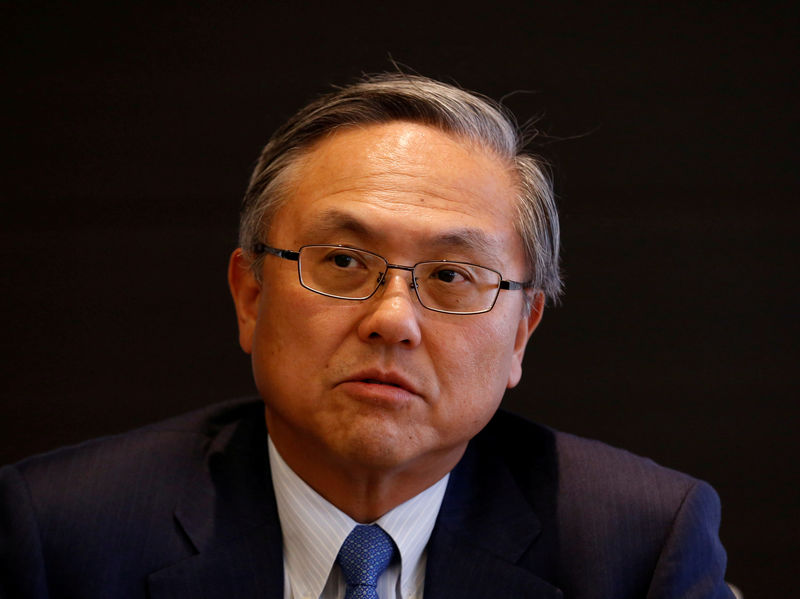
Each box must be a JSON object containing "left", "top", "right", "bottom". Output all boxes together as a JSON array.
[{"left": 230, "top": 121, "right": 542, "bottom": 483}]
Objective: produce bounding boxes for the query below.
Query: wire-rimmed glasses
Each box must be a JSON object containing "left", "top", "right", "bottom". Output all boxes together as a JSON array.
[{"left": 253, "top": 243, "right": 531, "bottom": 315}]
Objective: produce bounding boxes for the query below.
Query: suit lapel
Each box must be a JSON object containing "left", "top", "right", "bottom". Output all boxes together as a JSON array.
[
  {"left": 425, "top": 527, "right": 562, "bottom": 598},
  {"left": 147, "top": 524, "right": 283, "bottom": 599},
  {"left": 424, "top": 419, "right": 563, "bottom": 599},
  {"left": 147, "top": 409, "right": 284, "bottom": 599}
]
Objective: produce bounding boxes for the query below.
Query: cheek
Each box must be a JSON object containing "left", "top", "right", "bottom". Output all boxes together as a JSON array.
[
  {"left": 251, "top": 287, "right": 357, "bottom": 389},
  {"left": 429, "top": 318, "right": 517, "bottom": 422},
  {"left": 251, "top": 291, "right": 313, "bottom": 386},
  {"left": 456, "top": 318, "right": 517, "bottom": 379}
]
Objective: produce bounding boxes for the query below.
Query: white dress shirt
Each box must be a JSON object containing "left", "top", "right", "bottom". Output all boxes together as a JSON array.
[{"left": 268, "top": 437, "right": 449, "bottom": 599}]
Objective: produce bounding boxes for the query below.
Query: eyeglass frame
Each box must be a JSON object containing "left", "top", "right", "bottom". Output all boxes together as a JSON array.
[{"left": 252, "top": 242, "right": 532, "bottom": 315}]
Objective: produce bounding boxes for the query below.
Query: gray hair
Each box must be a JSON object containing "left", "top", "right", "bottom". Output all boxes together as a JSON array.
[{"left": 239, "top": 73, "right": 562, "bottom": 304}]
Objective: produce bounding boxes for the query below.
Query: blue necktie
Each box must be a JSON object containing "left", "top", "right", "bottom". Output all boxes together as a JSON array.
[{"left": 337, "top": 524, "right": 396, "bottom": 599}]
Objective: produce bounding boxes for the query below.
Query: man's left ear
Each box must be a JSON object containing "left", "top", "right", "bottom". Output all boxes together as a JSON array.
[{"left": 507, "top": 291, "right": 545, "bottom": 388}]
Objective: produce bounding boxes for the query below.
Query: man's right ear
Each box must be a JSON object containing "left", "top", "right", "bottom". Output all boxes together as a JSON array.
[{"left": 227, "top": 248, "right": 261, "bottom": 355}]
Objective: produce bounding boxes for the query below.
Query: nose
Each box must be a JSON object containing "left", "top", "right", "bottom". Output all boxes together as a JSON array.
[{"left": 357, "top": 270, "right": 422, "bottom": 347}]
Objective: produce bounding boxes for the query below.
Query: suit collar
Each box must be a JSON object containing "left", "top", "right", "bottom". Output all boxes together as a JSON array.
[{"left": 147, "top": 407, "right": 284, "bottom": 598}]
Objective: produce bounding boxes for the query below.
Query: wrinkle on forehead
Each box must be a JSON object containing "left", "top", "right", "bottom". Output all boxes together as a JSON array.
[
  {"left": 305, "top": 207, "right": 504, "bottom": 256},
  {"left": 293, "top": 122, "right": 516, "bottom": 211}
]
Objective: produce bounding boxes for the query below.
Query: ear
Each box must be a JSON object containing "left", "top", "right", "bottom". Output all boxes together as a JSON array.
[
  {"left": 507, "top": 291, "right": 545, "bottom": 389},
  {"left": 227, "top": 248, "right": 261, "bottom": 355}
]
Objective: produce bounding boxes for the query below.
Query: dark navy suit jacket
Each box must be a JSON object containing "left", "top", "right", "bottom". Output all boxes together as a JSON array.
[{"left": 0, "top": 398, "right": 733, "bottom": 598}]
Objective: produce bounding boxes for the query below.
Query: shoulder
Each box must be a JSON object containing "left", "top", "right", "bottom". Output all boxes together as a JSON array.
[
  {"left": 480, "top": 408, "right": 705, "bottom": 505},
  {"left": 0, "top": 398, "right": 270, "bottom": 597},
  {"left": 460, "top": 409, "right": 714, "bottom": 532},
  {"left": 4, "top": 397, "right": 266, "bottom": 516},
  {"left": 13, "top": 397, "right": 263, "bottom": 464},
  {"left": 476, "top": 410, "right": 720, "bottom": 537},
  {"left": 474, "top": 410, "right": 727, "bottom": 597}
]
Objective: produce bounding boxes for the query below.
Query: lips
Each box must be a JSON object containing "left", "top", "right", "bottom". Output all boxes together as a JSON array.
[
  {"left": 363, "top": 378, "right": 400, "bottom": 386},
  {"left": 338, "top": 369, "right": 422, "bottom": 401},
  {"left": 354, "top": 371, "right": 417, "bottom": 393}
]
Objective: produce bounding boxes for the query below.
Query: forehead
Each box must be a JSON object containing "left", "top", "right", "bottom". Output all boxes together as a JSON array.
[{"left": 273, "top": 122, "right": 521, "bottom": 259}]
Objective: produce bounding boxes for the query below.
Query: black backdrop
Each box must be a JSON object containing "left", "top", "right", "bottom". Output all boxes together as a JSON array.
[{"left": 4, "top": 3, "right": 797, "bottom": 595}]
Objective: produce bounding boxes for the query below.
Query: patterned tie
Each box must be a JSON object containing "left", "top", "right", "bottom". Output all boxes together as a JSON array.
[{"left": 336, "top": 524, "right": 396, "bottom": 599}]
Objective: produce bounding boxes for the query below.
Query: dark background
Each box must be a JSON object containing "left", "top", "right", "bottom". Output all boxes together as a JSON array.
[{"left": 3, "top": 2, "right": 797, "bottom": 595}]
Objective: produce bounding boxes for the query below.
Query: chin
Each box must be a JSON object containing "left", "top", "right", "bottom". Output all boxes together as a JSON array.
[
  {"left": 332, "top": 424, "right": 468, "bottom": 479},
  {"left": 324, "top": 424, "right": 424, "bottom": 470}
]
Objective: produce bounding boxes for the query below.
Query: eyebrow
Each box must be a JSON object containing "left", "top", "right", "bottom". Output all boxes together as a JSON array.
[
  {"left": 305, "top": 208, "right": 502, "bottom": 258},
  {"left": 309, "top": 209, "right": 373, "bottom": 239}
]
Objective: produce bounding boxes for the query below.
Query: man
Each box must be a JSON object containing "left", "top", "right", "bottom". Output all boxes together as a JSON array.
[{"left": 0, "top": 74, "right": 733, "bottom": 598}]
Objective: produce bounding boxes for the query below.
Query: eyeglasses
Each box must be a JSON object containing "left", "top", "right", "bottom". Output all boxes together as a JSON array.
[{"left": 252, "top": 243, "right": 531, "bottom": 315}]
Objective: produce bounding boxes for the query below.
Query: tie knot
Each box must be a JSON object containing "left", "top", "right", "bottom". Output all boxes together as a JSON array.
[{"left": 337, "top": 524, "right": 396, "bottom": 597}]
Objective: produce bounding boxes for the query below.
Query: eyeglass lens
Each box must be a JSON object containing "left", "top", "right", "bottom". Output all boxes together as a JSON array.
[{"left": 297, "top": 245, "right": 501, "bottom": 313}]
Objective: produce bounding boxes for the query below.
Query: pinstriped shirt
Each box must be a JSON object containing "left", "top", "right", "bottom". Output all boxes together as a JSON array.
[{"left": 268, "top": 437, "right": 449, "bottom": 599}]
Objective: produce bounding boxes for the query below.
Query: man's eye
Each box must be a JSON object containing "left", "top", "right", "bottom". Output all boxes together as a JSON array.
[
  {"left": 330, "top": 253, "right": 362, "bottom": 268},
  {"left": 433, "top": 268, "right": 468, "bottom": 283}
]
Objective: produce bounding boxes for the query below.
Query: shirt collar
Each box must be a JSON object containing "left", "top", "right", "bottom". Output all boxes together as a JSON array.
[{"left": 269, "top": 436, "right": 449, "bottom": 598}]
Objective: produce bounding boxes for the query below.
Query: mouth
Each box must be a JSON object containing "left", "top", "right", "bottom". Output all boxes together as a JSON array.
[
  {"left": 338, "top": 370, "right": 421, "bottom": 403},
  {"left": 362, "top": 378, "right": 404, "bottom": 388}
]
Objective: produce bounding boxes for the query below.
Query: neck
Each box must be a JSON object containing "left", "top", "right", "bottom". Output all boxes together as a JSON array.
[{"left": 268, "top": 428, "right": 463, "bottom": 523}]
